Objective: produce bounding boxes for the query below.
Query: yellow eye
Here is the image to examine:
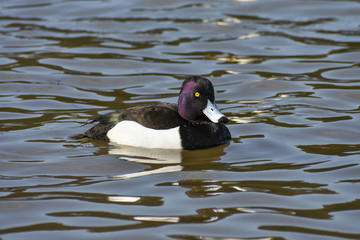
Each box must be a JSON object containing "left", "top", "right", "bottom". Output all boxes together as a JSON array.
[{"left": 195, "top": 92, "right": 200, "bottom": 97}]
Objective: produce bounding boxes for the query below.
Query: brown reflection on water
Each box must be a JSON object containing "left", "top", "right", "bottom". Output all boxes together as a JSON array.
[
  {"left": 298, "top": 144, "right": 360, "bottom": 156},
  {"left": 169, "top": 179, "right": 336, "bottom": 198}
]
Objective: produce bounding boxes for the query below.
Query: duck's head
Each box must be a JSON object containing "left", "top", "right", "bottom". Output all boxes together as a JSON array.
[{"left": 178, "top": 76, "right": 228, "bottom": 124}]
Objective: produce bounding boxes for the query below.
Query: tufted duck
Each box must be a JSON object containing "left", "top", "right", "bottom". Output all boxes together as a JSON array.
[{"left": 72, "top": 76, "right": 231, "bottom": 150}]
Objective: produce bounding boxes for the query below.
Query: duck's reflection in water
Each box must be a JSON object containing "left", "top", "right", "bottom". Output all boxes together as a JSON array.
[
  {"left": 109, "top": 144, "right": 183, "bottom": 164},
  {"left": 108, "top": 143, "right": 229, "bottom": 180}
]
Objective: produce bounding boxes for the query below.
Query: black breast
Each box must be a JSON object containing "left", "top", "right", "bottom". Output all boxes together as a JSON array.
[{"left": 179, "top": 121, "right": 231, "bottom": 150}]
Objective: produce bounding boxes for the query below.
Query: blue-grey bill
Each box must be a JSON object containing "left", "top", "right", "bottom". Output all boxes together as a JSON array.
[{"left": 202, "top": 99, "right": 226, "bottom": 123}]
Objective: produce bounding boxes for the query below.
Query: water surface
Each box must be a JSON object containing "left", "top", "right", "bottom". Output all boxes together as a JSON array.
[{"left": 1, "top": 0, "right": 360, "bottom": 239}]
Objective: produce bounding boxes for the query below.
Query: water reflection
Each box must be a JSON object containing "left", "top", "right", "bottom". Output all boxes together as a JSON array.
[
  {"left": 298, "top": 144, "right": 360, "bottom": 156},
  {"left": 108, "top": 143, "right": 229, "bottom": 179},
  {"left": 112, "top": 165, "right": 182, "bottom": 180},
  {"left": 159, "top": 179, "right": 336, "bottom": 198},
  {"left": 108, "top": 144, "right": 183, "bottom": 164}
]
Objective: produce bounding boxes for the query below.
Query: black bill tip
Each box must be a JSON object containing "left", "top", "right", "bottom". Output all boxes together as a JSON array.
[{"left": 219, "top": 116, "right": 229, "bottom": 124}]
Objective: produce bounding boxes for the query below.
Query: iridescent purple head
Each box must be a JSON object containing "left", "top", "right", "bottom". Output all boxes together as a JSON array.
[{"left": 178, "top": 76, "right": 228, "bottom": 123}]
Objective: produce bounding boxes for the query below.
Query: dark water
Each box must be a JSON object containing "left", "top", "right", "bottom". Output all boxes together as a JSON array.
[{"left": 1, "top": 0, "right": 360, "bottom": 239}]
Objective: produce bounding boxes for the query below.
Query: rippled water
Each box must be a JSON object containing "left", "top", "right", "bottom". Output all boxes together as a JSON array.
[{"left": 1, "top": 0, "right": 360, "bottom": 239}]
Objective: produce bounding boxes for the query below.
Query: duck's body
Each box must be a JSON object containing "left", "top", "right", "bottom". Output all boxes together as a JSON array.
[{"left": 72, "top": 76, "right": 231, "bottom": 150}]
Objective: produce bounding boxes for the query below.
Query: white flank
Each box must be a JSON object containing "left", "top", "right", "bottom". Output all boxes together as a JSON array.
[{"left": 107, "top": 120, "right": 182, "bottom": 149}]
